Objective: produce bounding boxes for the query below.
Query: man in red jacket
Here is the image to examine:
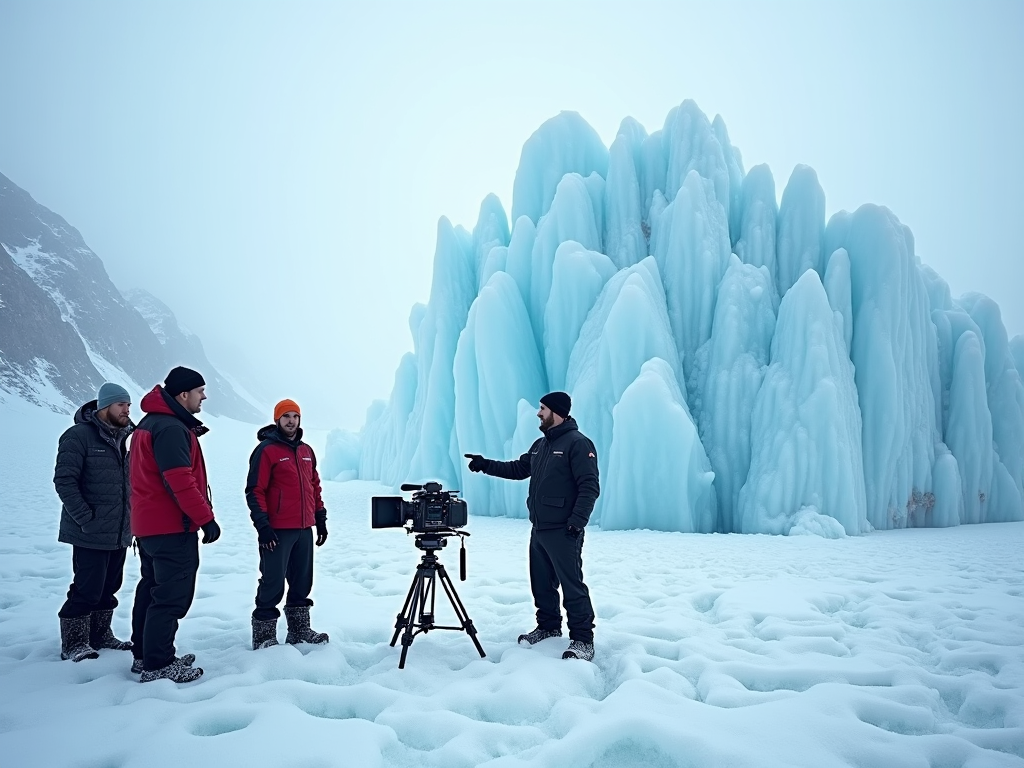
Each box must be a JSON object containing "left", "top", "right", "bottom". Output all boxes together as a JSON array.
[
  {"left": 245, "top": 398, "right": 329, "bottom": 650},
  {"left": 129, "top": 366, "right": 220, "bottom": 683}
]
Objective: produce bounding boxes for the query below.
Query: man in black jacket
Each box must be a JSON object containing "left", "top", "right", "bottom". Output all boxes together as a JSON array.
[
  {"left": 465, "top": 391, "right": 599, "bottom": 661},
  {"left": 54, "top": 382, "right": 135, "bottom": 662}
]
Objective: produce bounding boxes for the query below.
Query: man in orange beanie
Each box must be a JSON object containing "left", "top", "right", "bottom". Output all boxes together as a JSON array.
[
  {"left": 273, "top": 398, "right": 301, "bottom": 422},
  {"left": 244, "top": 399, "right": 329, "bottom": 649}
]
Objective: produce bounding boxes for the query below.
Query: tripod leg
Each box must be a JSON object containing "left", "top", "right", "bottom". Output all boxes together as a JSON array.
[
  {"left": 398, "top": 571, "right": 424, "bottom": 669},
  {"left": 419, "top": 564, "right": 437, "bottom": 629},
  {"left": 436, "top": 564, "right": 486, "bottom": 659},
  {"left": 391, "top": 567, "right": 421, "bottom": 647},
  {"left": 399, "top": 564, "right": 439, "bottom": 669}
]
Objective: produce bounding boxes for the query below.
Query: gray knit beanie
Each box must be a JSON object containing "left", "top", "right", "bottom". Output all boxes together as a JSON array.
[{"left": 97, "top": 382, "right": 131, "bottom": 410}]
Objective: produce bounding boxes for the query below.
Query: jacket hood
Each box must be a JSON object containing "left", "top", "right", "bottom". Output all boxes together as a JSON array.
[
  {"left": 74, "top": 399, "right": 136, "bottom": 437},
  {"left": 140, "top": 385, "right": 209, "bottom": 436},
  {"left": 74, "top": 400, "right": 99, "bottom": 425},
  {"left": 257, "top": 424, "right": 304, "bottom": 444},
  {"left": 543, "top": 416, "right": 579, "bottom": 440}
]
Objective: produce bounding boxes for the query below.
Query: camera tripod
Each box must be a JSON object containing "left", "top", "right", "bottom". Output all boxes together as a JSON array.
[{"left": 390, "top": 530, "right": 486, "bottom": 669}]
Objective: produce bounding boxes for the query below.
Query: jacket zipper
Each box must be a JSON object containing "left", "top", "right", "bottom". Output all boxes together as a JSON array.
[
  {"left": 109, "top": 429, "right": 129, "bottom": 548},
  {"left": 293, "top": 443, "right": 310, "bottom": 528},
  {"left": 118, "top": 446, "right": 128, "bottom": 547}
]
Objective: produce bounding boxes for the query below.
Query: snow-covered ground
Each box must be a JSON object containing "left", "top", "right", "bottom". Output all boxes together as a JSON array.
[{"left": 1, "top": 400, "right": 1022, "bottom": 768}]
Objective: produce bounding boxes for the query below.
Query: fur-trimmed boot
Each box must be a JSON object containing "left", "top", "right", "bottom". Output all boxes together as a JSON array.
[
  {"left": 561, "top": 639, "right": 595, "bottom": 661},
  {"left": 60, "top": 616, "right": 100, "bottom": 662},
  {"left": 284, "top": 606, "right": 329, "bottom": 645},
  {"left": 139, "top": 656, "right": 203, "bottom": 684},
  {"left": 132, "top": 653, "right": 195, "bottom": 675},
  {"left": 252, "top": 617, "right": 280, "bottom": 650},
  {"left": 517, "top": 627, "right": 563, "bottom": 645},
  {"left": 90, "top": 609, "right": 133, "bottom": 651}
]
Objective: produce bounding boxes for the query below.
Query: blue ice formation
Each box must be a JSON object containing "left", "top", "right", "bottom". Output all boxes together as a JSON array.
[
  {"left": 738, "top": 269, "right": 867, "bottom": 536},
  {"left": 321, "top": 429, "right": 361, "bottom": 482},
  {"left": 701, "top": 257, "right": 777, "bottom": 532},
  {"left": 328, "top": 101, "right": 1024, "bottom": 535}
]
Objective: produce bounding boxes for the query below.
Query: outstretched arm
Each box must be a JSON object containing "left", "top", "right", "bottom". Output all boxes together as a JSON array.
[{"left": 465, "top": 447, "right": 533, "bottom": 481}]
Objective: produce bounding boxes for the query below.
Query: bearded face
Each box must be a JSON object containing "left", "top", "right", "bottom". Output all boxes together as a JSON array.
[
  {"left": 278, "top": 411, "right": 300, "bottom": 440},
  {"left": 101, "top": 401, "right": 131, "bottom": 428},
  {"left": 538, "top": 404, "right": 556, "bottom": 433}
]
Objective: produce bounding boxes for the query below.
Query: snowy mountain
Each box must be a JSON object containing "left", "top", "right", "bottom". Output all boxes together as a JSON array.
[
  {"left": 341, "top": 101, "right": 1024, "bottom": 535},
  {"left": 0, "top": 238, "right": 101, "bottom": 406},
  {"left": 0, "top": 171, "right": 261, "bottom": 422}
]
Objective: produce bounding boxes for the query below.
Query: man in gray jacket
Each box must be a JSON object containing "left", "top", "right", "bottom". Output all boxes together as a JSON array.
[{"left": 54, "top": 382, "right": 135, "bottom": 662}]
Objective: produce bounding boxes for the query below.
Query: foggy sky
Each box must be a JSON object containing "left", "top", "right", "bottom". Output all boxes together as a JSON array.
[{"left": 2, "top": 1, "right": 1022, "bottom": 429}]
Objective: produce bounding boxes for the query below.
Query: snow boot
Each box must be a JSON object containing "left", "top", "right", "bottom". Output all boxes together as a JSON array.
[
  {"left": 139, "top": 656, "right": 203, "bottom": 683},
  {"left": 517, "top": 627, "right": 562, "bottom": 645},
  {"left": 60, "top": 616, "right": 99, "bottom": 662},
  {"left": 284, "top": 606, "right": 329, "bottom": 645},
  {"left": 561, "top": 639, "right": 595, "bottom": 661},
  {"left": 90, "top": 609, "right": 133, "bottom": 651},
  {"left": 131, "top": 653, "right": 195, "bottom": 675},
  {"left": 252, "top": 617, "right": 280, "bottom": 650}
]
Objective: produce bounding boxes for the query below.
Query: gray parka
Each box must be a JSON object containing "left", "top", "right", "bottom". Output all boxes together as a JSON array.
[{"left": 54, "top": 400, "right": 134, "bottom": 550}]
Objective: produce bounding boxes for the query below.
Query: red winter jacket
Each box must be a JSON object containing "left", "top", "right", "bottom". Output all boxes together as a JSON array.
[
  {"left": 244, "top": 425, "right": 325, "bottom": 531},
  {"left": 130, "top": 386, "right": 215, "bottom": 537}
]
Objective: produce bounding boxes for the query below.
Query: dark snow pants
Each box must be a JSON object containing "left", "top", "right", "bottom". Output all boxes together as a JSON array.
[
  {"left": 252, "top": 527, "right": 314, "bottom": 621},
  {"left": 131, "top": 533, "right": 199, "bottom": 671},
  {"left": 529, "top": 527, "right": 595, "bottom": 643},
  {"left": 58, "top": 546, "right": 127, "bottom": 619}
]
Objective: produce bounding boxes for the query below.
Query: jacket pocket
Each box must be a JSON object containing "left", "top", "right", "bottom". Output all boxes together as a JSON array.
[{"left": 537, "top": 496, "right": 566, "bottom": 524}]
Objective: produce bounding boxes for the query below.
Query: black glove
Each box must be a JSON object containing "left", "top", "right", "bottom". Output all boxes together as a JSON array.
[
  {"left": 464, "top": 453, "right": 487, "bottom": 472},
  {"left": 257, "top": 525, "right": 278, "bottom": 551},
  {"left": 566, "top": 523, "right": 583, "bottom": 539},
  {"left": 315, "top": 520, "right": 328, "bottom": 547},
  {"left": 200, "top": 519, "right": 221, "bottom": 544}
]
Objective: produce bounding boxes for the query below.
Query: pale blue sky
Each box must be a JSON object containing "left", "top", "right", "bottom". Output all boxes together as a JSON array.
[{"left": 1, "top": 1, "right": 1021, "bottom": 428}]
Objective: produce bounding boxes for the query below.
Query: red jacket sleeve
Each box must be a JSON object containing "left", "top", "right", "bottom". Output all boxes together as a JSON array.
[
  {"left": 162, "top": 466, "right": 215, "bottom": 527},
  {"left": 244, "top": 443, "right": 273, "bottom": 530},
  {"left": 311, "top": 451, "right": 326, "bottom": 520},
  {"left": 152, "top": 424, "right": 214, "bottom": 527}
]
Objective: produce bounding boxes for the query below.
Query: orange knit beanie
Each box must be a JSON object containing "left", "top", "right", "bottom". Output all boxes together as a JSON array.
[{"left": 274, "top": 399, "right": 301, "bottom": 422}]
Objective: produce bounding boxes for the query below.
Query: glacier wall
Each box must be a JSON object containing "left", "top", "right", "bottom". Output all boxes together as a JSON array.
[{"left": 339, "top": 101, "right": 1024, "bottom": 535}]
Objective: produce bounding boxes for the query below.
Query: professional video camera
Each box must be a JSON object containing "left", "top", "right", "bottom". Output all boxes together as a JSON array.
[
  {"left": 369, "top": 481, "right": 484, "bottom": 669},
  {"left": 371, "top": 481, "right": 468, "bottom": 533}
]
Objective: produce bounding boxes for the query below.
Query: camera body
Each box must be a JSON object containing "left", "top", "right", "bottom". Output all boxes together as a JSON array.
[{"left": 372, "top": 481, "right": 468, "bottom": 533}]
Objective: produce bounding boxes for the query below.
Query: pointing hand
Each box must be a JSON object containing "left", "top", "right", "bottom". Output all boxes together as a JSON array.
[{"left": 464, "top": 453, "right": 487, "bottom": 473}]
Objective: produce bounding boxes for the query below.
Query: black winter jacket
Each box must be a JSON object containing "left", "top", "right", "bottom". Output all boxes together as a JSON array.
[
  {"left": 481, "top": 418, "right": 600, "bottom": 530},
  {"left": 54, "top": 400, "right": 133, "bottom": 550}
]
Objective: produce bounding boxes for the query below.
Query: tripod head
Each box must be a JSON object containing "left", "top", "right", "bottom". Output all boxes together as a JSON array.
[
  {"left": 413, "top": 528, "right": 468, "bottom": 552},
  {"left": 411, "top": 528, "right": 471, "bottom": 580}
]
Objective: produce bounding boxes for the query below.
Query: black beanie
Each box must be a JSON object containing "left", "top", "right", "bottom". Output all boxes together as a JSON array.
[
  {"left": 540, "top": 391, "right": 571, "bottom": 419},
  {"left": 164, "top": 366, "right": 206, "bottom": 397}
]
